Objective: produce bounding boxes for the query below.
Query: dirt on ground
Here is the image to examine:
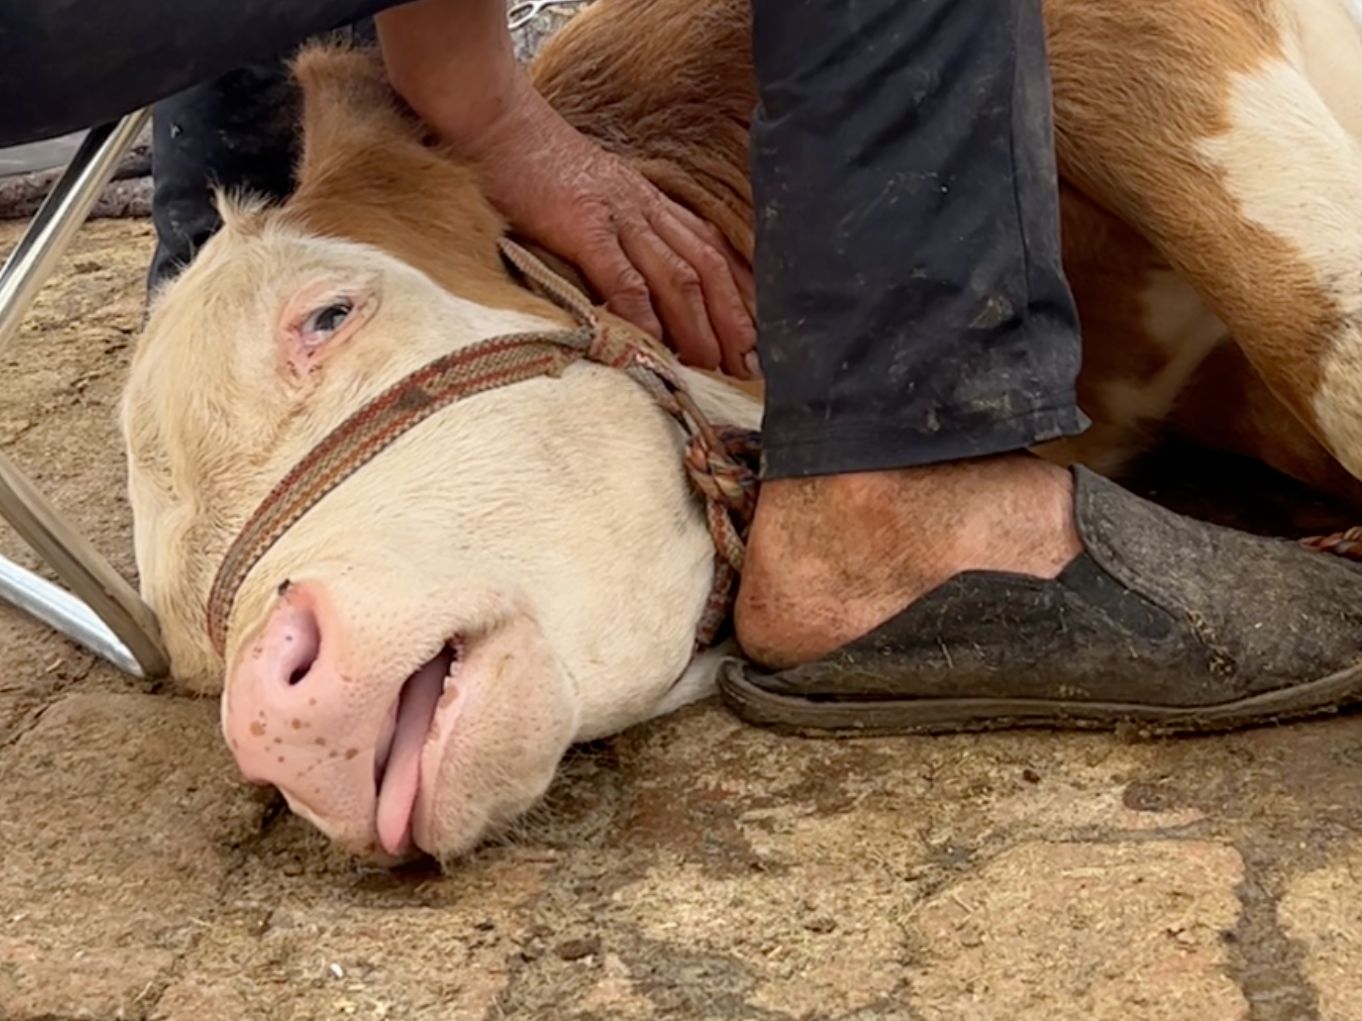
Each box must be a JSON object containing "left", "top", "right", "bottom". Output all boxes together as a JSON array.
[{"left": 3, "top": 218, "right": 1362, "bottom": 1021}]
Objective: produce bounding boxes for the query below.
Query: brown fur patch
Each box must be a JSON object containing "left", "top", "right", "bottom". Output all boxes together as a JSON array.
[
  {"left": 1044, "top": 0, "right": 1340, "bottom": 441},
  {"left": 1057, "top": 185, "right": 1169, "bottom": 464},
  {"left": 281, "top": 45, "right": 571, "bottom": 327},
  {"left": 530, "top": 0, "right": 756, "bottom": 262}
]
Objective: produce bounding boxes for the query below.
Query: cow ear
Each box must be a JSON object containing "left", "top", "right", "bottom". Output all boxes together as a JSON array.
[
  {"left": 277, "top": 276, "right": 380, "bottom": 378},
  {"left": 289, "top": 44, "right": 417, "bottom": 181}
]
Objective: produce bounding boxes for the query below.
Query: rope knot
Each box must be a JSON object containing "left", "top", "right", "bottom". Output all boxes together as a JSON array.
[{"left": 683, "top": 427, "right": 761, "bottom": 575}]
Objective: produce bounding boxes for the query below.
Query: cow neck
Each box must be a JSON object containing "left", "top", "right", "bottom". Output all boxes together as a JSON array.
[{"left": 204, "top": 237, "right": 761, "bottom": 660}]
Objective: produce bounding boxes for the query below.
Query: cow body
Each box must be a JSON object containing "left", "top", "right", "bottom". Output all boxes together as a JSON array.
[{"left": 122, "top": 0, "right": 1362, "bottom": 862}]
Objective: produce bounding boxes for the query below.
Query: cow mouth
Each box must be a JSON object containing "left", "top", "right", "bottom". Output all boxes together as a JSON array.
[{"left": 373, "top": 640, "right": 462, "bottom": 857}]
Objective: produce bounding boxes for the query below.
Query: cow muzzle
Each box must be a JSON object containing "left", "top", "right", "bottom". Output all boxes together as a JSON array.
[{"left": 221, "top": 580, "right": 466, "bottom": 859}]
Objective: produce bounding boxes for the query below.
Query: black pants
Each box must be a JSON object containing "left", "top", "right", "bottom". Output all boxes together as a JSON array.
[{"left": 0, "top": 0, "right": 1087, "bottom": 478}]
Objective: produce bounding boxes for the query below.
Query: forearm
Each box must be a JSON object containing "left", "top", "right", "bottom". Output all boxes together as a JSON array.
[{"left": 375, "top": 0, "right": 526, "bottom": 142}]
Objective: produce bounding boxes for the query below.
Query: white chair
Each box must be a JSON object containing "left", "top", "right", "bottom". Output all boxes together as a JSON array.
[{"left": 0, "top": 110, "right": 170, "bottom": 679}]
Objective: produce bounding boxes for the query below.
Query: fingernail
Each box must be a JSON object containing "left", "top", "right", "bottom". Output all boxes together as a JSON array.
[{"left": 744, "top": 350, "right": 763, "bottom": 380}]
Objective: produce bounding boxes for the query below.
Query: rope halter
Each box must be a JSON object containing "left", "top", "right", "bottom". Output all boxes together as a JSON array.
[{"left": 204, "top": 238, "right": 760, "bottom": 658}]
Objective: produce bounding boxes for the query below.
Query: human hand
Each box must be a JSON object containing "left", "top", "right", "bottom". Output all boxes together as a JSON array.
[
  {"left": 463, "top": 76, "right": 758, "bottom": 377},
  {"left": 397, "top": 75, "right": 758, "bottom": 376},
  {"left": 377, "top": 0, "right": 757, "bottom": 377}
]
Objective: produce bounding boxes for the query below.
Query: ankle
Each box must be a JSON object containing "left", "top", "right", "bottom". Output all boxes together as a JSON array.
[{"left": 734, "top": 454, "right": 1081, "bottom": 668}]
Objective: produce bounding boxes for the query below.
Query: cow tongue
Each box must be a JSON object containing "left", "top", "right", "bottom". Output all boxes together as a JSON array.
[{"left": 375, "top": 648, "right": 452, "bottom": 856}]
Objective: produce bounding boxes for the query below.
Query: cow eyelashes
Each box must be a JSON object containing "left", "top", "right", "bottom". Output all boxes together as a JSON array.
[{"left": 301, "top": 299, "right": 355, "bottom": 347}]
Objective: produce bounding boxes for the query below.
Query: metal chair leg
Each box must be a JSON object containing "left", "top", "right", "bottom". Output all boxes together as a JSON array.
[
  {"left": 0, "top": 110, "right": 170, "bottom": 679},
  {"left": 0, "top": 556, "right": 147, "bottom": 677}
]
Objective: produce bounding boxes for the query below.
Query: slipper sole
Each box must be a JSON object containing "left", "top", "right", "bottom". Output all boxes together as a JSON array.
[{"left": 717, "top": 657, "right": 1362, "bottom": 737}]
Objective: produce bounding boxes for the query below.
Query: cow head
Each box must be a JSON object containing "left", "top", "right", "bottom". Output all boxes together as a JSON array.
[{"left": 120, "top": 45, "right": 759, "bottom": 863}]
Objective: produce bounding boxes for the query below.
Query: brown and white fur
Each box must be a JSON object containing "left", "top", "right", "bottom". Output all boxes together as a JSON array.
[{"left": 121, "top": 0, "right": 1362, "bottom": 861}]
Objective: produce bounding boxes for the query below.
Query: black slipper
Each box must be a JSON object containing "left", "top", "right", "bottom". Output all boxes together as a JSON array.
[{"left": 718, "top": 466, "right": 1362, "bottom": 736}]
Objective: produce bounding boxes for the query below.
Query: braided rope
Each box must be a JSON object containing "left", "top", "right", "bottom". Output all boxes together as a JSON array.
[
  {"left": 206, "top": 335, "right": 589, "bottom": 655},
  {"left": 504, "top": 239, "right": 761, "bottom": 645},
  {"left": 688, "top": 428, "right": 761, "bottom": 644},
  {"left": 205, "top": 238, "right": 759, "bottom": 657},
  {"left": 1301, "top": 527, "right": 1362, "bottom": 561}
]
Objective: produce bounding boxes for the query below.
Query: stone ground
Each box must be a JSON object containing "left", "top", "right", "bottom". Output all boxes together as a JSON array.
[{"left": 4, "top": 218, "right": 1362, "bottom": 1021}]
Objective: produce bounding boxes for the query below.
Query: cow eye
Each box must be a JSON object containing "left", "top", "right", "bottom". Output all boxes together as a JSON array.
[{"left": 302, "top": 300, "right": 354, "bottom": 344}]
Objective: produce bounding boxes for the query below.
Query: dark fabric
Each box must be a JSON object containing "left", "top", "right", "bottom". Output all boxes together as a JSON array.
[
  {"left": 147, "top": 21, "right": 378, "bottom": 289},
  {"left": 147, "top": 65, "right": 301, "bottom": 289},
  {"left": 0, "top": 1, "right": 397, "bottom": 148},
  {"left": 749, "top": 0, "right": 1089, "bottom": 477},
  {"left": 718, "top": 467, "right": 1362, "bottom": 734}
]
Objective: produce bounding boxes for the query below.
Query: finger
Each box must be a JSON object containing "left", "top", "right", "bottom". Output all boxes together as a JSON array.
[
  {"left": 572, "top": 222, "right": 663, "bottom": 339},
  {"left": 667, "top": 203, "right": 756, "bottom": 320},
  {"left": 649, "top": 208, "right": 757, "bottom": 379},
  {"left": 618, "top": 218, "right": 724, "bottom": 371},
  {"left": 729, "top": 256, "right": 757, "bottom": 323}
]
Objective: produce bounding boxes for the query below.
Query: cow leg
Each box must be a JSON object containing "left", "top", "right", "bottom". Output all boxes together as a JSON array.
[
  {"left": 1171, "top": 343, "right": 1362, "bottom": 513},
  {"left": 1045, "top": 0, "right": 1362, "bottom": 478}
]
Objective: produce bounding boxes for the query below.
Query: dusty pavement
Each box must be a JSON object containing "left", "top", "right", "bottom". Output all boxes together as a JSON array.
[{"left": 3, "top": 219, "right": 1362, "bottom": 1021}]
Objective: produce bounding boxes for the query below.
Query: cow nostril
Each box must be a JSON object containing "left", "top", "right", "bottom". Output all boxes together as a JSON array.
[{"left": 273, "top": 598, "right": 322, "bottom": 690}]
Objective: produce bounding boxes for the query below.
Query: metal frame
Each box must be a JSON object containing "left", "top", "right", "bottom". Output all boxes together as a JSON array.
[{"left": 0, "top": 111, "right": 170, "bottom": 679}]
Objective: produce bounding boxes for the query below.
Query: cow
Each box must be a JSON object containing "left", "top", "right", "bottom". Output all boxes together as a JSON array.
[{"left": 120, "top": 0, "right": 1362, "bottom": 864}]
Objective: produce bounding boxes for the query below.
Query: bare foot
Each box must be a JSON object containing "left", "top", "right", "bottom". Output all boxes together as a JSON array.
[{"left": 734, "top": 454, "right": 1082, "bottom": 668}]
